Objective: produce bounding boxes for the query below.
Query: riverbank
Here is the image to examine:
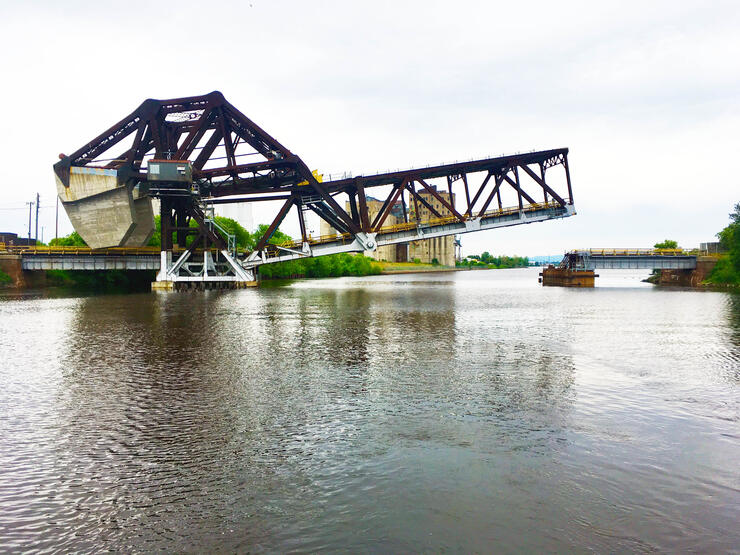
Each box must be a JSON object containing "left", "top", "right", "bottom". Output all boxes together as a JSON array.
[{"left": 644, "top": 255, "right": 739, "bottom": 290}]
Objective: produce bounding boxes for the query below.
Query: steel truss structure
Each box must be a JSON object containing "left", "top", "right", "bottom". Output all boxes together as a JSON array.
[{"left": 53, "top": 92, "right": 575, "bottom": 282}]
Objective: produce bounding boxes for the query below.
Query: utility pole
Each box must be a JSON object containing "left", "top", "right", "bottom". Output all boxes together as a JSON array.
[
  {"left": 26, "top": 201, "right": 34, "bottom": 241},
  {"left": 35, "top": 193, "right": 40, "bottom": 243}
]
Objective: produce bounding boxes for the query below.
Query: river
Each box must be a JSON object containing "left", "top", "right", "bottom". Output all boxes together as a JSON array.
[{"left": 1, "top": 268, "right": 738, "bottom": 552}]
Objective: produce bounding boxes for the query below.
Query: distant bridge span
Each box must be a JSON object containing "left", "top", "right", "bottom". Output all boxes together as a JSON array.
[{"left": 540, "top": 249, "right": 701, "bottom": 287}]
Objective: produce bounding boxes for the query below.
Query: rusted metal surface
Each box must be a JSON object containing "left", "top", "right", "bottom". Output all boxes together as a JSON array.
[{"left": 540, "top": 266, "right": 597, "bottom": 287}]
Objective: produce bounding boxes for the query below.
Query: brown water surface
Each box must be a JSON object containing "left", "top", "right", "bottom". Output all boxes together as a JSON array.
[{"left": 1, "top": 268, "right": 738, "bottom": 552}]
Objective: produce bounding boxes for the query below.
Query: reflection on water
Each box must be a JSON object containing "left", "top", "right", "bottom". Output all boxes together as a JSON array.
[{"left": 0, "top": 269, "right": 738, "bottom": 552}]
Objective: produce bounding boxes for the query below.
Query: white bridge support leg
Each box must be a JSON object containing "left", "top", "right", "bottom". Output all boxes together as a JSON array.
[{"left": 152, "top": 249, "right": 256, "bottom": 291}]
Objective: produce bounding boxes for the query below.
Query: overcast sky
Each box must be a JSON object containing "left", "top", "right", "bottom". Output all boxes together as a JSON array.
[{"left": 1, "top": 0, "right": 738, "bottom": 255}]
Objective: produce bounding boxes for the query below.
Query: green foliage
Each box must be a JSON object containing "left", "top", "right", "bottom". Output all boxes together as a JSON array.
[
  {"left": 147, "top": 215, "right": 162, "bottom": 247},
  {"left": 0, "top": 270, "right": 12, "bottom": 284},
  {"left": 708, "top": 203, "right": 740, "bottom": 285},
  {"left": 654, "top": 239, "right": 679, "bottom": 249},
  {"left": 706, "top": 257, "right": 740, "bottom": 285},
  {"left": 431, "top": 257, "right": 440, "bottom": 266},
  {"left": 213, "top": 216, "right": 251, "bottom": 249},
  {"left": 413, "top": 258, "right": 421, "bottom": 264},
  {"left": 459, "top": 253, "right": 529, "bottom": 269},
  {"left": 707, "top": 201, "right": 740, "bottom": 285},
  {"left": 49, "top": 231, "right": 87, "bottom": 247},
  {"left": 258, "top": 253, "right": 381, "bottom": 279},
  {"left": 147, "top": 215, "right": 255, "bottom": 249},
  {"left": 251, "top": 223, "right": 292, "bottom": 249}
]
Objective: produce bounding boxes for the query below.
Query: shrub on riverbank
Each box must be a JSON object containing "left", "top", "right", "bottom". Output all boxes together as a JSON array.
[
  {"left": 0, "top": 270, "right": 12, "bottom": 284},
  {"left": 707, "top": 202, "right": 740, "bottom": 285},
  {"left": 259, "top": 253, "right": 381, "bottom": 279}
]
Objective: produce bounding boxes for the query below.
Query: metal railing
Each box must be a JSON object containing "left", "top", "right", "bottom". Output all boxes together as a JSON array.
[{"left": 0, "top": 243, "right": 162, "bottom": 256}]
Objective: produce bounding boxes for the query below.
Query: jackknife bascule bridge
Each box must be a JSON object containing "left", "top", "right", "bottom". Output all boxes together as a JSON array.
[{"left": 51, "top": 91, "right": 576, "bottom": 288}]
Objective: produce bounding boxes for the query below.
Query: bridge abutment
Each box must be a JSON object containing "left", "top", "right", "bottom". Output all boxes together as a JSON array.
[
  {"left": 0, "top": 254, "right": 47, "bottom": 289},
  {"left": 651, "top": 256, "right": 718, "bottom": 287}
]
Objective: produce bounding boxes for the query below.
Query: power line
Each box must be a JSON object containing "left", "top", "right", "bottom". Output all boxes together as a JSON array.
[{"left": 0, "top": 205, "right": 56, "bottom": 211}]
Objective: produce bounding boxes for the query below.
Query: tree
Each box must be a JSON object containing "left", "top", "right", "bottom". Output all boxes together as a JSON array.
[
  {"left": 49, "top": 231, "right": 87, "bottom": 247},
  {"left": 654, "top": 239, "right": 678, "bottom": 249},
  {"left": 250, "top": 224, "right": 292, "bottom": 250},
  {"left": 707, "top": 201, "right": 740, "bottom": 285},
  {"left": 718, "top": 205, "right": 740, "bottom": 273},
  {"left": 730, "top": 202, "right": 740, "bottom": 225},
  {"left": 212, "top": 216, "right": 251, "bottom": 249}
]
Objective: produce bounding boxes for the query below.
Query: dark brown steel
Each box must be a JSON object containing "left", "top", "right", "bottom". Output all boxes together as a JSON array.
[
  {"left": 416, "top": 177, "right": 464, "bottom": 221},
  {"left": 477, "top": 173, "right": 505, "bottom": 217},
  {"left": 255, "top": 196, "right": 295, "bottom": 251},
  {"left": 462, "top": 173, "right": 471, "bottom": 214},
  {"left": 502, "top": 171, "right": 537, "bottom": 207},
  {"left": 406, "top": 181, "right": 443, "bottom": 219},
  {"left": 519, "top": 164, "right": 565, "bottom": 206},
  {"left": 372, "top": 179, "right": 406, "bottom": 231},
  {"left": 466, "top": 172, "right": 492, "bottom": 216}
]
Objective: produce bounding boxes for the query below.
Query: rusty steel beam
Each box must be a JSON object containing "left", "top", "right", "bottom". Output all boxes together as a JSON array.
[
  {"left": 519, "top": 164, "right": 566, "bottom": 207},
  {"left": 254, "top": 196, "right": 295, "bottom": 251},
  {"left": 466, "top": 172, "right": 492, "bottom": 216},
  {"left": 416, "top": 177, "right": 465, "bottom": 221},
  {"left": 406, "top": 181, "right": 443, "bottom": 219}
]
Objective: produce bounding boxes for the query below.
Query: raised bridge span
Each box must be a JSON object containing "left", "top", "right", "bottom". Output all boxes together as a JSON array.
[{"left": 50, "top": 92, "right": 576, "bottom": 287}]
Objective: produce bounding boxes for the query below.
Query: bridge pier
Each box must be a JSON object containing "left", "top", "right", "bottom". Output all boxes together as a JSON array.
[
  {"left": 0, "top": 253, "right": 47, "bottom": 289},
  {"left": 152, "top": 250, "right": 257, "bottom": 291}
]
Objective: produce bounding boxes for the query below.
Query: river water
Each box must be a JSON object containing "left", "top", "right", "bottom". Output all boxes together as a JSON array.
[{"left": 1, "top": 268, "right": 738, "bottom": 552}]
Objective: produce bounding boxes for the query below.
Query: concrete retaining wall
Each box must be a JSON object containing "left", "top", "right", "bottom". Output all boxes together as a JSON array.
[{"left": 656, "top": 256, "right": 718, "bottom": 287}]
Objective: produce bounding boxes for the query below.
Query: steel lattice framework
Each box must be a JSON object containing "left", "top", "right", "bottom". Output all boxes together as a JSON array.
[{"left": 53, "top": 91, "right": 575, "bottom": 282}]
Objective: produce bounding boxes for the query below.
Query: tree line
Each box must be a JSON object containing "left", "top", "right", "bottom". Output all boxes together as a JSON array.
[{"left": 457, "top": 251, "right": 529, "bottom": 269}]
